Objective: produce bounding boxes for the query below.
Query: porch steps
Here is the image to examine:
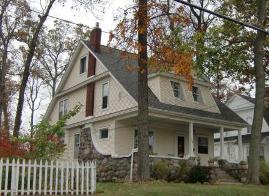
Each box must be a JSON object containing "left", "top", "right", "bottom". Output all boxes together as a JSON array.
[{"left": 215, "top": 168, "right": 241, "bottom": 184}]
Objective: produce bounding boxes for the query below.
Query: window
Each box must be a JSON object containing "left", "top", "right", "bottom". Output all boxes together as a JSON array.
[
  {"left": 192, "top": 86, "right": 202, "bottom": 102},
  {"left": 134, "top": 130, "right": 154, "bottom": 153},
  {"left": 102, "top": 82, "right": 109, "bottom": 109},
  {"left": 74, "top": 134, "right": 80, "bottom": 148},
  {"left": 74, "top": 134, "right": 80, "bottom": 159},
  {"left": 59, "top": 99, "right": 68, "bottom": 118},
  {"left": 170, "top": 81, "right": 181, "bottom": 98},
  {"left": 198, "top": 137, "right": 208, "bottom": 154},
  {"left": 100, "top": 128, "right": 108, "bottom": 139},
  {"left": 247, "top": 125, "right": 252, "bottom": 133},
  {"left": 80, "top": 57, "right": 86, "bottom": 74}
]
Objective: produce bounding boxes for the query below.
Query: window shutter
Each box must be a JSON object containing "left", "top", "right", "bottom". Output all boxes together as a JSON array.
[
  {"left": 86, "top": 83, "right": 95, "bottom": 116},
  {"left": 88, "top": 53, "right": 96, "bottom": 77}
]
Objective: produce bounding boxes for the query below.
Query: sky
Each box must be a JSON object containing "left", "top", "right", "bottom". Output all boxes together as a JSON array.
[{"left": 21, "top": 0, "right": 133, "bottom": 130}]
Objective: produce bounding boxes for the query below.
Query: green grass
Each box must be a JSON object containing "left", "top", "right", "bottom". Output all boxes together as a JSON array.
[{"left": 96, "top": 181, "right": 269, "bottom": 196}]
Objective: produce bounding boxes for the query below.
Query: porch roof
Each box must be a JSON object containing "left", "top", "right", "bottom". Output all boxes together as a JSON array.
[{"left": 84, "top": 42, "right": 247, "bottom": 127}]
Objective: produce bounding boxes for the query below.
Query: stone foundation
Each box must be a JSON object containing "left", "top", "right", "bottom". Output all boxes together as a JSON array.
[
  {"left": 222, "top": 162, "right": 248, "bottom": 182},
  {"left": 78, "top": 128, "right": 210, "bottom": 182}
]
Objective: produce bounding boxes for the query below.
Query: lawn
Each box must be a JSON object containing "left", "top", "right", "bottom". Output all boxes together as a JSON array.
[{"left": 96, "top": 182, "right": 269, "bottom": 196}]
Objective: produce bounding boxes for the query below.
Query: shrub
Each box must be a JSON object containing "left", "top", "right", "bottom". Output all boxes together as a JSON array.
[
  {"left": 187, "top": 165, "right": 210, "bottom": 183},
  {"left": 152, "top": 161, "right": 169, "bottom": 180},
  {"left": 260, "top": 161, "right": 269, "bottom": 185}
]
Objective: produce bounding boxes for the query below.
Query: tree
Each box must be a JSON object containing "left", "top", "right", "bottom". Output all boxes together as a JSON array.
[
  {"left": 137, "top": 0, "right": 150, "bottom": 181},
  {"left": 13, "top": 0, "right": 58, "bottom": 137},
  {"left": 0, "top": 0, "right": 31, "bottom": 133},
  {"left": 247, "top": 0, "right": 267, "bottom": 184},
  {"left": 0, "top": 105, "right": 81, "bottom": 159},
  {"left": 109, "top": 0, "right": 192, "bottom": 181},
  {"left": 37, "top": 21, "right": 90, "bottom": 97},
  {"left": 26, "top": 67, "right": 42, "bottom": 137}
]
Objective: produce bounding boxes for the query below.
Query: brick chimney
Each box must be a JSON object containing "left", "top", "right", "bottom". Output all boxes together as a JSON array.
[{"left": 89, "top": 22, "right": 101, "bottom": 53}]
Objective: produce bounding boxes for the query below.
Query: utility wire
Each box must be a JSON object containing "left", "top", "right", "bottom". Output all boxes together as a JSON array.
[{"left": 174, "top": 0, "right": 269, "bottom": 35}]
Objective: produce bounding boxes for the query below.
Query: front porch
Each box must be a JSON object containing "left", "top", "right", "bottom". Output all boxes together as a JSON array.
[{"left": 113, "top": 115, "right": 244, "bottom": 165}]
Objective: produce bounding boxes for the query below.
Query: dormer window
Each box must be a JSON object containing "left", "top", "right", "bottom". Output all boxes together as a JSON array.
[
  {"left": 192, "top": 86, "right": 202, "bottom": 102},
  {"left": 170, "top": 81, "right": 183, "bottom": 99},
  {"left": 80, "top": 56, "right": 86, "bottom": 74},
  {"left": 102, "top": 82, "right": 109, "bottom": 109}
]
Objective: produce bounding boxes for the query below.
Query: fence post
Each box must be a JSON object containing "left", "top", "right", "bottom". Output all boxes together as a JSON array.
[
  {"left": 90, "top": 161, "right": 96, "bottom": 194},
  {"left": 10, "top": 159, "right": 16, "bottom": 196},
  {"left": 0, "top": 158, "right": 3, "bottom": 194},
  {"left": 21, "top": 159, "right": 25, "bottom": 195}
]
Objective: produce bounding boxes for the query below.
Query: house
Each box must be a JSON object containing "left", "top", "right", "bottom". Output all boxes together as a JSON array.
[
  {"left": 214, "top": 93, "right": 269, "bottom": 163},
  {"left": 44, "top": 23, "right": 247, "bottom": 169}
]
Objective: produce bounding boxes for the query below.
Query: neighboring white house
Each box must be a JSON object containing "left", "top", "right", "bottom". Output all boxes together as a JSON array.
[
  {"left": 214, "top": 94, "right": 269, "bottom": 163},
  {"left": 44, "top": 23, "right": 247, "bottom": 166}
]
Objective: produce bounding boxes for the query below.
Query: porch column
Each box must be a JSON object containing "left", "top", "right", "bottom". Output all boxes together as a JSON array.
[
  {"left": 220, "top": 127, "right": 224, "bottom": 159},
  {"left": 238, "top": 129, "right": 243, "bottom": 162},
  {"left": 188, "top": 122, "right": 194, "bottom": 157}
]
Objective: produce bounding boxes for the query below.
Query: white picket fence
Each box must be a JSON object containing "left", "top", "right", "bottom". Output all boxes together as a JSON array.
[{"left": 0, "top": 158, "right": 96, "bottom": 195}]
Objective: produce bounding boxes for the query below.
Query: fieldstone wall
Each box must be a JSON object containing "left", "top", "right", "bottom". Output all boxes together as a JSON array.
[
  {"left": 78, "top": 128, "right": 213, "bottom": 182},
  {"left": 223, "top": 162, "right": 248, "bottom": 182},
  {"left": 78, "top": 128, "right": 134, "bottom": 181}
]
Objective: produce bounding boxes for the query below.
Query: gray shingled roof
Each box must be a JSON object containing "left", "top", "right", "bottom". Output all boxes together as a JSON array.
[{"left": 85, "top": 41, "right": 246, "bottom": 125}]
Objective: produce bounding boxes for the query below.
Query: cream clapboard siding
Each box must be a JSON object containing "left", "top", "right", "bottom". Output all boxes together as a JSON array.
[
  {"left": 62, "top": 47, "right": 108, "bottom": 91},
  {"left": 194, "top": 128, "right": 214, "bottom": 165},
  {"left": 93, "top": 76, "right": 137, "bottom": 117},
  {"left": 91, "top": 120, "right": 115, "bottom": 155},
  {"left": 114, "top": 120, "right": 136, "bottom": 156},
  {"left": 148, "top": 75, "right": 220, "bottom": 113},
  {"left": 49, "top": 87, "right": 87, "bottom": 125},
  {"left": 62, "top": 127, "right": 81, "bottom": 160},
  {"left": 114, "top": 120, "right": 214, "bottom": 165}
]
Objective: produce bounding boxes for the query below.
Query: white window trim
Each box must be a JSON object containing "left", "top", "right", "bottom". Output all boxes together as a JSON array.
[
  {"left": 174, "top": 133, "right": 186, "bottom": 157},
  {"left": 99, "top": 127, "right": 109, "bottom": 140},
  {"left": 197, "top": 135, "right": 209, "bottom": 155},
  {"left": 170, "top": 80, "right": 184, "bottom": 101},
  {"left": 79, "top": 55, "right": 88, "bottom": 75},
  {"left": 74, "top": 133, "right": 81, "bottom": 147},
  {"left": 101, "top": 81, "right": 109, "bottom": 110},
  {"left": 192, "top": 86, "right": 204, "bottom": 103},
  {"left": 133, "top": 129, "right": 155, "bottom": 153},
  {"left": 59, "top": 98, "right": 69, "bottom": 118}
]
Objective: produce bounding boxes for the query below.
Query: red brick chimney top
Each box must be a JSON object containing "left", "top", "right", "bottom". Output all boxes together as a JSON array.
[{"left": 89, "top": 22, "right": 101, "bottom": 53}]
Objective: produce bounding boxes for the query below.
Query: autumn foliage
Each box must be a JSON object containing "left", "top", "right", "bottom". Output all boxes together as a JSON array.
[
  {"left": 0, "top": 135, "right": 26, "bottom": 158},
  {"left": 0, "top": 105, "right": 81, "bottom": 159},
  {"left": 108, "top": 0, "right": 194, "bottom": 82}
]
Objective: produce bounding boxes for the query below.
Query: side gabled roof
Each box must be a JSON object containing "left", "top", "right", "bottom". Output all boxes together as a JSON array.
[{"left": 83, "top": 41, "right": 247, "bottom": 126}]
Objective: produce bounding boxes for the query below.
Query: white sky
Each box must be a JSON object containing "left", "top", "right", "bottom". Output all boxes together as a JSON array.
[{"left": 21, "top": 0, "right": 133, "bottom": 131}]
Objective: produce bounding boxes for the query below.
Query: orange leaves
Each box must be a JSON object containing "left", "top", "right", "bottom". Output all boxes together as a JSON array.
[
  {"left": 109, "top": 0, "right": 193, "bottom": 81},
  {"left": 0, "top": 136, "right": 26, "bottom": 158}
]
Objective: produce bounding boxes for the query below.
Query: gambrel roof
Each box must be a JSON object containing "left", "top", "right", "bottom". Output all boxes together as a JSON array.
[{"left": 83, "top": 41, "right": 247, "bottom": 126}]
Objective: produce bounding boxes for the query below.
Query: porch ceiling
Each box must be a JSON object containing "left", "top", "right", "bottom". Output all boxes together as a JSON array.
[{"left": 116, "top": 116, "right": 227, "bottom": 132}]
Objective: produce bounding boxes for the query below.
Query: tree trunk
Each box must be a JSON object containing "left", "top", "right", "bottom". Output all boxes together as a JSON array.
[
  {"left": 0, "top": 49, "right": 8, "bottom": 129},
  {"left": 30, "top": 106, "right": 34, "bottom": 138},
  {"left": 3, "top": 99, "right": 9, "bottom": 132},
  {"left": 13, "top": 0, "right": 56, "bottom": 137},
  {"left": 137, "top": 0, "right": 150, "bottom": 181},
  {"left": 247, "top": 0, "right": 266, "bottom": 185}
]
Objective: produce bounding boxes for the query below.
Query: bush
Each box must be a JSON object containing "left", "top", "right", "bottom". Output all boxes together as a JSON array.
[
  {"left": 152, "top": 161, "right": 169, "bottom": 180},
  {"left": 260, "top": 161, "right": 269, "bottom": 185},
  {"left": 187, "top": 165, "right": 210, "bottom": 183},
  {"left": 174, "top": 161, "right": 190, "bottom": 182}
]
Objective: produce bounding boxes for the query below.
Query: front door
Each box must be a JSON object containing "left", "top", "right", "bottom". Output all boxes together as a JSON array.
[{"left": 177, "top": 136, "right": 185, "bottom": 157}]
